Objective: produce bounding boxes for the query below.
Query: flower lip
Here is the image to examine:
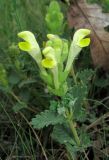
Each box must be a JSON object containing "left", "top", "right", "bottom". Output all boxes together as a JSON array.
[
  {"left": 77, "top": 38, "right": 90, "bottom": 47},
  {"left": 73, "top": 29, "right": 91, "bottom": 47},
  {"left": 18, "top": 31, "right": 40, "bottom": 52},
  {"left": 42, "top": 47, "right": 57, "bottom": 69},
  {"left": 18, "top": 42, "right": 32, "bottom": 52},
  {"left": 47, "top": 34, "right": 58, "bottom": 40},
  {"left": 17, "top": 31, "right": 36, "bottom": 43},
  {"left": 41, "top": 57, "right": 57, "bottom": 68},
  {"left": 42, "top": 46, "right": 54, "bottom": 55}
]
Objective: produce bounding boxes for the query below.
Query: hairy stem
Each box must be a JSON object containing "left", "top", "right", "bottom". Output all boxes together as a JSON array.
[{"left": 69, "top": 120, "right": 80, "bottom": 146}]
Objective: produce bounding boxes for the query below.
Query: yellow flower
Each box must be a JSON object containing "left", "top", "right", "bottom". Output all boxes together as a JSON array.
[
  {"left": 42, "top": 57, "right": 57, "bottom": 68},
  {"left": 47, "top": 34, "right": 58, "bottom": 40},
  {"left": 18, "top": 31, "right": 39, "bottom": 51},
  {"left": 46, "top": 34, "right": 63, "bottom": 63},
  {"left": 65, "top": 29, "right": 91, "bottom": 73},
  {"left": 73, "top": 29, "right": 91, "bottom": 47},
  {"left": 42, "top": 46, "right": 54, "bottom": 56},
  {"left": 42, "top": 46, "right": 57, "bottom": 68},
  {"left": 18, "top": 31, "right": 42, "bottom": 64}
]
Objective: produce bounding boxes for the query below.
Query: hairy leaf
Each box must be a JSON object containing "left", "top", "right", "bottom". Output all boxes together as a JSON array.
[
  {"left": 31, "top": 110, "right": 65, "bottom": 129},
  {"left": 70, "top": 84, "right": 88, "bottom": 121},
  {"left": 65, "top": 143, "right": 77, "bottom": 159},
  {"left": 79, "top": 130, "right": 91, "bottom": 148},
  {"left": 71, "top": 84, "right": 87, "bottom": 101},
  {"left": 51, "top": 124, "right": 75, "bottom": 145},
  {"left": 77, "top": 68, "right": 94, "bottom": 84}
]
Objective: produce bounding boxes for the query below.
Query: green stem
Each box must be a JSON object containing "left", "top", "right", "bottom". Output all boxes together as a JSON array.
[{"left": 69, "top": 120, "right": 80, "bottom": 146}]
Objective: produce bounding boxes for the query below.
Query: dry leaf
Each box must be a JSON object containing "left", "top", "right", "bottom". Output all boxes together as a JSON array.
[{"left": 68, "top": 0, "right": 109, "bottom": 69}]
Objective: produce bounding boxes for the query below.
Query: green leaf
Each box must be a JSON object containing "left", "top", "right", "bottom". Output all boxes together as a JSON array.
[
  {"left": 71, "top": 84, "right": 87, "bottom": 100},
  {"left": 8, "top": 71, "right": 20, "bottom": 85},
  {"left": 65, "top": 143, "right": 77, "bottom": 159},
  {"left": 79, "top": 130, "right": 91, "bottom": 148},
  {"left": 13, "top": 102, "right": 27, "bottom": 113},
  {"left": 49, "top": 100, "right": 58, "bottom": 112},
  {"left": 94, "top": 76, "right": 109, "bottom": 88},
  {"left": 57, "top": 107, "right": 66, "bottom": 115},
  {"left": 75, "top": 108, "right": 87, "bottom": 122},
  {"left": 77, "top": 69, "right": 94, "bottom": 85},
  {"left": 31, "top": 110, "right": 65, "bottom": 129},
  {"left": 18, "top": 79, "right": 37, "bottom": 88},
  {"left": 51, "top": 124, "right": 75, "bottom": 145},
  {"left": 65, "top": 142, "right": 86, "bottom": 157},
  {"left": 67, "top": 84, "right": 88, "bottom": 121}
]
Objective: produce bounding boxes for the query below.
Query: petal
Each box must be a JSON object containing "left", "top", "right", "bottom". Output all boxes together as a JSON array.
[
  {"left": 75, "top": 29, "right": 91, "bottom": 40},
  {"left": 42, "top": 46, "right": 55, "bottom": 55},
  {"left": 47, "top": 34, "right": 58, "bottom": 40},
  {"left": 18, "top": 31, "right": 40, "bottom": 51},
  {"left": 73, "top": 29, "right": 91, "bottom": 47},
  {"left": 41, "top": 58, "right": 57, "bottom": 68},
  {"left": 53, "top": 38, "right": 62, "bottom": 48},
  {"left": 17, "top": 31, "right": 36, "bottom": 43},
  {"left": 46, "top": 40, "right": 53, "bottom": 47},
  {"left": 18, "top": 42, "right": 32, "bottom": 51},
  {"left": 77, "top": 38, "right": 90, "bottom": 47}
]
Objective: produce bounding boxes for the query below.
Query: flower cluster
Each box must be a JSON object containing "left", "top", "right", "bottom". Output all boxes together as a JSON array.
[{"left": 18, "top": 29, "right": 91, "bottom": 96}]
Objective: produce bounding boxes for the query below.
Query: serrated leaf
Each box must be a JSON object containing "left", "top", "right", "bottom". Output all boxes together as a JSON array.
[
  {"left": 71, "top": 84, "right": 87, "bottom": 100},
  {"left": 77, "top": 69, "right": 94, "bottom": 85},
  {"left": 75, "top": 108, "right": 87, "bottom": 122},
  {"left": 51, "top": 124, "right": 75, "bottom": 145},
  {"left": 65, "top": 143, "right": 77, "bottom": 159},
  {"left": 69, "top": 84, "right": 88, "bottom": 121},
  {"left": 49, "top": 100, "right": 58, "bottom": 112},
  {"left": 63, "top": 84, "right": 87, "bottom": 105},
  {"left": 79, "top": 130, "right": 91, "bottom": 148},
  {"left": 56, "top": 84, "right": 88, "bottom": 121},
  {"left": 57, "top": 107, "right": 66, "bottom": 115},
  {"left": 94, "top": 77, "right": 109, "bottom": 88},
  {"left": 31, "top": 110, "right": 65, "bottom": 129}
]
